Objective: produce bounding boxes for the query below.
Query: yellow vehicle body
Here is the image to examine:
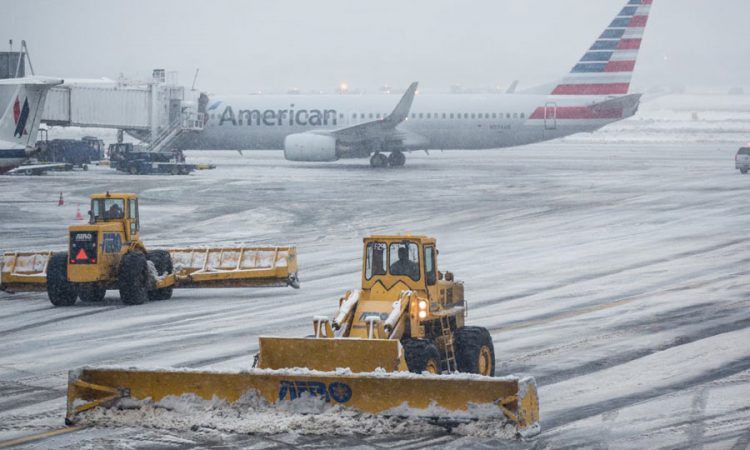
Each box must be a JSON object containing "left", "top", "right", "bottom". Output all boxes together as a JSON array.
[
  {"left": 0, "top": 192, "right": 299, "bottom": 304},
  {"left": 67, "top": 367, "right": 540, "bottom": 437}
]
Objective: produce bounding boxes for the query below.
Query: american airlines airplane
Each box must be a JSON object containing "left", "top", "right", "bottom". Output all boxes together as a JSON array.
[
  {"left": 186, "top": 0, "right": 653, "bottom": 168},
  {"left": 0, "top": 77, "right": 63, "bottom": 174}
]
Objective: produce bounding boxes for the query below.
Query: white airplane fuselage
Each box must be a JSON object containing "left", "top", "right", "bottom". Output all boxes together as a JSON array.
[{"left": 190, "top": 93, "right": 636, "bottom": 154}]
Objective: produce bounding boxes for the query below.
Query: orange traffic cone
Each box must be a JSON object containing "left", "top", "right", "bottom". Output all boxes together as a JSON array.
[
  {"left": 58, "top": 192, "right": 64, "bottom": 206},
  {"left": 75, "top": 204, "right": 84, "bottom": 221}
]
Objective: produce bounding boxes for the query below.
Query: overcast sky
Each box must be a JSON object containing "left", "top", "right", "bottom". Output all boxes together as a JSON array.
[{"left": 2, "top": 0, "right": 748, "bottom": 94}]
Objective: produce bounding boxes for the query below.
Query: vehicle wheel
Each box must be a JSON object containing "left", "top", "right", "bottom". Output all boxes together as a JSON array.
[
  {"left": 170, "top": 166, "right": 179, "bottom": 176},
  {"left": 128, "top": 164, "right": 139, "bottom": 175},
  {"left": 369, "top": 153, "right": 388, "bottom": 168},
  {"left": 78, "top": 286, "right": 106, "bottom": 303},
  {"left": 179, "top": 166, "right": 190, "bottom": 175},
  {"left": 24, "top": 169, "right": 33, "bottom": 176},
  {"left": 83, "top": 165, "right": 89, "bottom": 171},
  {"left": 454, "top": 326, "right": 495, "bottom": 376},
  {"left": 146, "top": 250, "right": 173, "bottom": 301},
  {"left": 119, "top": 252, "right": 149, "bottom": 305},
  {"left": 47, "top": 253, "right": 77, "bottom": 306},
  {"left": 402, "top": 339, "right": 442, "bottom": 374},
  {"left": 742, "top": 168, "right": 748, "bottom": 174},
  {"left": 388, "top": 151, "right": 406, "bottom": 167}
]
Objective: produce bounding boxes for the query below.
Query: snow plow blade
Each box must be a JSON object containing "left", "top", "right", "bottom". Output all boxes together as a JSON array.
[
  {"left": 256, "top": 337, "right": 409, "bottom": 373},
  {"left": 66, "top": 367, "right": 540, "bottom": 438},
  {"left": 0, "top": 251, "right": 53, "bottom": 292},
  {"left": 1, "top": 246, "right": 299, "bottom": 292}
]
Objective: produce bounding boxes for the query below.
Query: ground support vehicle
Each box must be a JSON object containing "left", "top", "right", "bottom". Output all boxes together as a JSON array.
[
  {"left": 735, "top": 147, "right": 750, "bottom": 174},
  {"left": 109, "top": 143, "right": 212, "bottom": 175},
  {"left": 63, "top": 236, "right": 539, "bottom": 438},
  {"left": 0, "top": 192, "right": 299, "bottom": 304}
]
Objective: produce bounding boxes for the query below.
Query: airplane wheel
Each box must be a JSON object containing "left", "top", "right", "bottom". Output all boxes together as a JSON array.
[
  {"left": 370, "top": 153, "right": 388, "bottom": 168},
  {"left": 388, "top": 151, "right": 406, "bottom": 167}
]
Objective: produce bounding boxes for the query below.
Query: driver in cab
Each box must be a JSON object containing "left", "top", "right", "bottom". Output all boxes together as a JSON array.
[{"left": 390, "top": 247, "right": 419, "bottom": 279}]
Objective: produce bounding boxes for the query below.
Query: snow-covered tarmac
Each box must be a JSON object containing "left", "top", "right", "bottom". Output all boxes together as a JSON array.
[{"left": 1, "top": 140, "right": 750, "bottom": 449}]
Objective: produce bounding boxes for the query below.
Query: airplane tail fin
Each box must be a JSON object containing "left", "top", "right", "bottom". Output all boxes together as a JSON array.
[
  {"left": 0, "top": 78, "right": 62, "bottom": 148},
  {"left": 522, "top": 0, "right": 653, "bottom": 96}
]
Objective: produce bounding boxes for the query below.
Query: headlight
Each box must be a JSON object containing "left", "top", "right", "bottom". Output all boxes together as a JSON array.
[
  {"left": 419, "top": 300, "right": 427, "bottom": 310},
  {"left": 418, "top": 310, "right": 427, "bottom": 319}
]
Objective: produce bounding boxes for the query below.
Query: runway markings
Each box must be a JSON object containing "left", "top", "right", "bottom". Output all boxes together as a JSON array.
[{"left": 0, "top": 426, "right": 82, "bottom": 448}]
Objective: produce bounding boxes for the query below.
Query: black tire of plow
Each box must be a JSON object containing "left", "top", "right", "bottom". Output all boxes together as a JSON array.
[
  {"left": 78, "top": 287, "right": 106, "bottom": 303},
  {"left": 454, "top": 326, "right": 496, "bottom": 376},
  {"left": 403, "top": 339, "right": 442, "bottom": 374},
  {"left": 146, "top": 250, "right": 173, "bottom": 301},
  {"left": 119, "top": 252, "right": 149, "bottom": 305},
  {"left": 47, "top": 253, "right": 78, "bottom": 307}
]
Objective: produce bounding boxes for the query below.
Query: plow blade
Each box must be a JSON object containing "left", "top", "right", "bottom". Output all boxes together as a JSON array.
[
  {"left": 166, "top": 246, "right": 298, "bottom": 289},
  {"left": 256, "top": 337, "right": 408, "bottom": 373},
  {"left": 1, "top": 251, "right": 53, "bottom": 292},
  {"left": 67, "top": 367, "right": 540, "bottom": 437}
]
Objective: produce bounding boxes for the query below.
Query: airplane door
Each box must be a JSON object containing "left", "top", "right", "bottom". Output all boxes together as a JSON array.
[{"left": 545, "top": 102, "right": 557, "bottom": 130}]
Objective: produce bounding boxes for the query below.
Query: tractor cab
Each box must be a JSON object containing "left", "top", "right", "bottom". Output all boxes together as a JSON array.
[
  {"left": 362, "top": 236, "right": 438, "bottom": 302},
  {"left": 88, "top": 192, "right": 140, "bottom": 242}
]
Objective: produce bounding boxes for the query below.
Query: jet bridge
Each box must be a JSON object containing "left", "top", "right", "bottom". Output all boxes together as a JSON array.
[{"left": 41, "top": 70, "right": 205, "bottom": 152}]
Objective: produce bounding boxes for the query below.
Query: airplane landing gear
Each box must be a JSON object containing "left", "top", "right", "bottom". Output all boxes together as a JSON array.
[
  {"left": 370, "top": 153, "right": 389, "bottom": 168},
  {"left": 388, "top": 151, "right": 406, "bottom": 167}
]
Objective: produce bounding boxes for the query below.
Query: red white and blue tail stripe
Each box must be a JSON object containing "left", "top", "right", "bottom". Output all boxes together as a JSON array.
[{"left": 552, "top": 0, "right": 653, "bottom": 96}]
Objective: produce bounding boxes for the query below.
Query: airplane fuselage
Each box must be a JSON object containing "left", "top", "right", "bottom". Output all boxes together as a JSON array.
[{"left": 187, "top": 93, "right": 636, "bottom": 154}]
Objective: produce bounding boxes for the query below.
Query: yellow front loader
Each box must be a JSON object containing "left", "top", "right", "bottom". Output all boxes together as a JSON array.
[
  {"left": 1, "top": 192, "right": 298, "bottom": 305},
  {"left": 64, "top": 236, "right": 539, "bottom": 438}
]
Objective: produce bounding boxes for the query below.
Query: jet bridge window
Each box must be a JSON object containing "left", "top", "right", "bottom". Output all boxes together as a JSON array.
[
  {"left": 365, "top": 242, "right": 387, "bottom": 280},
  {"left": 389, "top": 241, "right": 420, "bottom": 281}
]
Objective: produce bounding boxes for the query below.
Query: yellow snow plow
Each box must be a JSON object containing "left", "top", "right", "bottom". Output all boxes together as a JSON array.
[
  {"left": 0, "top": 192, "right": 298, "bottom": 304},
  {"left": 64, "top": 235, "right": 540, "bottom": 438}
]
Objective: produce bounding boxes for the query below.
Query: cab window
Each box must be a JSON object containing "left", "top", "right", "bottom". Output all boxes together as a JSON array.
[
  {"left": 389, "top": 241, "right": 420, "bottom": 281},
  {"left": 92, "top": 198, "right": 125, "bottom": 220},
  {"left": 365, "top": 242, "right": 387, "bottom": 280},
  {"left": 129, "top": 199, "right": 139, "bottom": 232},
  {"left": 424, "top": 246, "right": 436, "bottom": 286}
]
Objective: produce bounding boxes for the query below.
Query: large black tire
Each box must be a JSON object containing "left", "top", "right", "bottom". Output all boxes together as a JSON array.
[
  {"left": 146, "top": 250, "right": 173, "bottom": 301},
  {"left": 128, "top": 164, "right": 139, "bottom": 175},
  {"left": 47, "top": 253, "right": 77, "bottom": 307},
  {"left": 78, "top": 286, "right": 106, "bottom": 303},
  {"left": 402, "top": 339, "right": 442, "bottom": 374},
  {"left": 454, "top": 326, "right": 495, "bottom": 376},
  {"left": 119, "top": 252, "right": 149, "bottom": 305}
]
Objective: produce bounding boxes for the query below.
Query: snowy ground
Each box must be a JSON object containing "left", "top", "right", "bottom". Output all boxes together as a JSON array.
[{"left": 2, "top": 99, "right": 750, "bottom": 448}]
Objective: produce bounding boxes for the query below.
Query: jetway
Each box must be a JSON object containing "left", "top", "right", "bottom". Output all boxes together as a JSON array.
[{"left": 41, "top": 70, "right": 206, "bottom": 152}]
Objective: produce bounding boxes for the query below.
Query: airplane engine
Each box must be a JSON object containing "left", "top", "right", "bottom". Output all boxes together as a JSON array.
[{"left": 283, "top": 133, "right": 339, "bottom": 162}]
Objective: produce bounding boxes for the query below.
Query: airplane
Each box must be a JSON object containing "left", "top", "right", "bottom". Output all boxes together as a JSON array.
[
  {"left": 184, "top": 0, "right": 653, "bottom": 168},
  {"left": 0, "top": 77, "right": 63, "bottom": 174}
]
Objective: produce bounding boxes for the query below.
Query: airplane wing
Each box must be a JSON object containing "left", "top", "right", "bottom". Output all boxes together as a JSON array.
[
  {"left": 0, "top": 76, "right": 64, "bottom": 86},
  {"left": 311, "top": 82, "right": 419, "bottom": 144},
  {"left": 6, "top": 163, "right": 70, "bottom": 175}
]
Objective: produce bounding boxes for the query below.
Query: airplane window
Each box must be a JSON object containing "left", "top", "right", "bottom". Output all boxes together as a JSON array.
[
  {"left": 411, "top": 113, "right": 416, "bottom": 119},
  {"left": 458, "top": 113, "right": 462, "bottom": 119},
  {"left": 361, "top": 113, "right": 365, "bottom": 119},
  {"left": 507, "top": 113, "right": 511, "bottom": 119},
  {"left": 434, "top": 113, "right": 438, "bottom": 119},
  {"left": 419, "top": 113, "right": 423, "bottom": 119},
  {"left": 376, "top": 113, "right": 381, "bottom": 118},
  {"left": 520, "top": 113, "right": 525, "bottom": 119},
  {"left": 352, "top": 113, "right": 356, "bottom": 118},
  {"left": 492, "top": 113, "right": 496, "bottom": 118},
  {"left": 442, "top": 113, "right": 446, "bottom": 119},
  {"left": 339, "top": 113, "right": 344, "bottom": 119},
  {"left": 450, "top": 113, "right": 454, "bottom": 119},
  {"left": 514, "top": 113, "right": 518, "bottom": 118},
  {"left": 369, "top": 113, "right": 373, "bottom": 119},
  {"left": 210, "top": 114, "right": 215, "bottom": 120},
  {"left": 427, "top": 113, "right": 431, "bottom": 119},
  {"left": 471, "top": 113, "right": 476, "bottom": 119}
]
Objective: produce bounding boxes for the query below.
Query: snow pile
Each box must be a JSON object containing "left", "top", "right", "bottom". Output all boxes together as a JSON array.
[{"left": 73, "top": 392, "right": 516, "bottom": 437}]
